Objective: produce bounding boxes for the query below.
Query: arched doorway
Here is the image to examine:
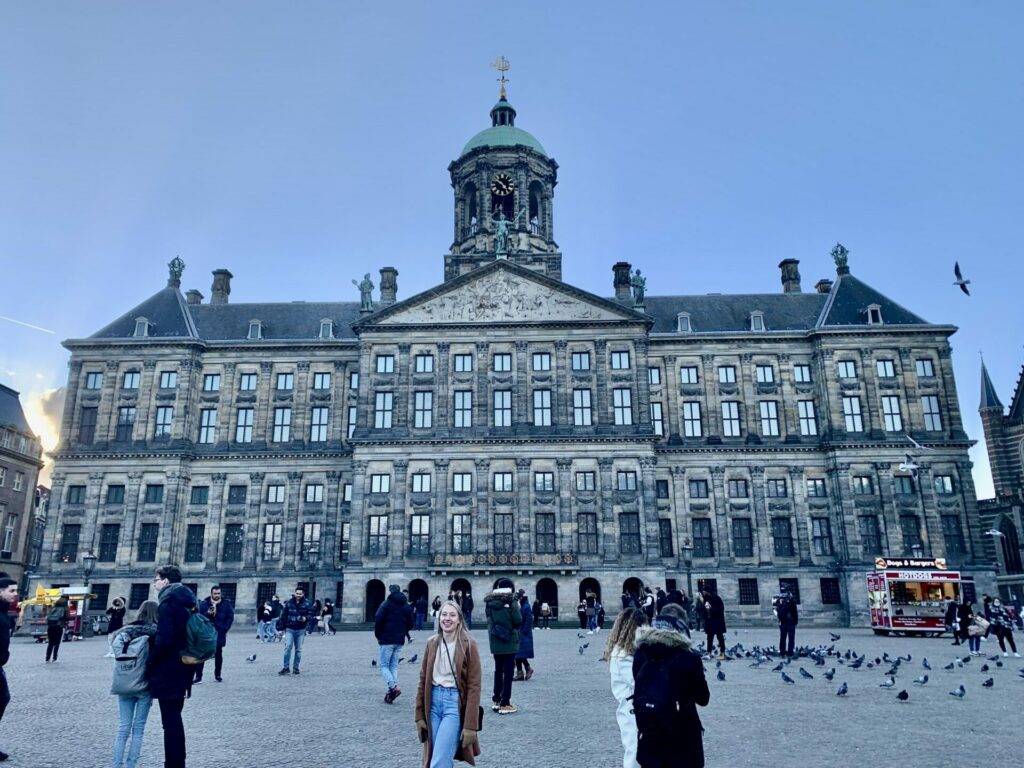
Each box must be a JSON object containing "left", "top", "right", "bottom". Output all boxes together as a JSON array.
[
  {"left": 364, "top": 579, "right": 385, "bottom": 622},
  {"left": 623, "top": 577, "right": 645, "bottom": 608},
  {"left": 408, "top": 578, "right": 429, "bottom": 605},
  {"left": 536, "top": 577, "right": 558, "bottom": 620},
  {"left": 579, "top": 577, "right": 601, "bottom": 602},
  {"left": 451, "top": 577, "right": 472, "bottom": 598}
]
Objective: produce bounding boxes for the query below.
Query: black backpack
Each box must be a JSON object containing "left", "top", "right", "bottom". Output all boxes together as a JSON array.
[{"left": 631, "top": 656, "right": 679, "bottom": 735}]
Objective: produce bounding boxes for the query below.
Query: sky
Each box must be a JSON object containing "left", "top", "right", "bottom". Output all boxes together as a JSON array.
[{"left": 1, "top": 2, "right": 1021, "bottom": 495}]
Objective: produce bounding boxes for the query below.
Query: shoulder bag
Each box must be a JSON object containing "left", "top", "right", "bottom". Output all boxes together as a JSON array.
[{"left": 442, "top": 636, "right": 483, "bottom": 762}]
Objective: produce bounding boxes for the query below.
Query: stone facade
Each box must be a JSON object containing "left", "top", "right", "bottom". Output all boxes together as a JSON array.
[
  {"left": 0, "top": 384, "right": 45, "bottom": 585},
  {"left": 32, "top": 93, "right": 995, "bottom": 625}
]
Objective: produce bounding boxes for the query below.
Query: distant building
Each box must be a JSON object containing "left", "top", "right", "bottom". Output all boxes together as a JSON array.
[
  {"left": 32, "top": 87, "right": 993, "bottom": 625},
  {"left": 28, "top": 485, "right": 51, "bottom": 573},
  {"left": 0, "top": 384, "right": 45, "bottom": 585},
  {"left": 978, "top": 361, "right": 1024, "bottom": 601}
]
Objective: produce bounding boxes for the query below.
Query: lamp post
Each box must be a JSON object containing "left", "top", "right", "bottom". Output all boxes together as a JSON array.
[
  {"left": 680, "top": 539, "right": 694, "bottom": 600},
  {"left": 81, "top": 550, "right": 97, "bottom": 638},
  {"left": 306, "top": 544, "right": 320, "bottom": 603}
]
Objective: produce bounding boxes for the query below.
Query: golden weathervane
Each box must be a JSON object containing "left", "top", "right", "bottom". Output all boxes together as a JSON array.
[{"left": 491, "top": 55, "right": 510, "bottom": 99}]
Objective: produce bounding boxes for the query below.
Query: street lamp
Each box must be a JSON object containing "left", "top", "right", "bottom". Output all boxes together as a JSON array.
[
  {"left": 81, "top": 550, "right": 97, "bottom": 638},
  {"left": 680, "top": 539, "right": 694, "bottom": 600},
  {"left": 306, "top": 544, "right": 320, "bottom": 602}
]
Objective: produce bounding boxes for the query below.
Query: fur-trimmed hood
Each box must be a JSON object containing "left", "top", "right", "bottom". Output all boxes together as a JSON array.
[
  {"left": 483, "top": 588, "right": 514, "bottom": 605},
  {"left": 634, "top": 624, "right": 694, "bottom": 652}
]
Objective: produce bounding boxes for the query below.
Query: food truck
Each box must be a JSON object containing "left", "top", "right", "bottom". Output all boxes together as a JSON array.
[
  {"left": 17, "top": 585, "right": 97, "bottom": 641},
  {"left": 867, "top": 557, "right": 973, "bottom": 636}
]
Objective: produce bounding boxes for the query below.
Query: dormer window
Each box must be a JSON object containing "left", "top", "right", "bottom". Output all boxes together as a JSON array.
[
  {"left": 133, "top": 318, "right": 151, "bottom": 337},
  {"left": 750, "top": 312, "right": 765, "bottom": 332},
  {"left": 319, "top": 319, "right": 334, "bottom": 339},
  {"left": 677, "top": 313, "right": 692, "bottom": 333},
  {"left": 866, "top": 304, "right": 883, "bottom": 325},
  {"left": 248, "top": 320, "right": 263, "bottom": 340}
]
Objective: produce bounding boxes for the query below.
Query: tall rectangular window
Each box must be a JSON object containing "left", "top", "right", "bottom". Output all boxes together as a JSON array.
[
  {"left": 771, "top": 517, "right": 794, "bottom": 557},
  {"left": 573, "top": 389, "right": 592, "bottom": 426},
  {"left": 349, "top": 372, "right": 359, "bottom": 391},
  {"left": 128, "top": 583, "right": 150, "bottom": 609},
  {"left": 370, "top": 474, "right": 390, "bottom": 494},
  {"left": 658, "top": 519, "right": 674, "bottom": 557},
  {"left": 688, "top": 479, "right": 709, "bottom": 498},
  {"left": 732, "top": 518, "right": 753, "bottom": 557},
  {"left": 620, "top": 513, "right": 641, "bottom": 554},
  {"left": 310, "top": 407, "right": 329, "bottom": 442},
  {"left": 493, "top": 353, "right": 512, "bottom": 372},
  {"left": 894, "top": 475, "right": 915, "bottom": 494},
  {"left": 144, "top": 484, "right": 164, "bottom": 504},
  {"left": 347, "top": 406, "right": 357, "bottom": 439},
  {"left": 610, "top": 351, "right": 631, "bottom": 370},
  {"left": 493, "top": 472, "right": 513, "bottom": 492},
  {"left": 64, "top": 484, "right": 84, "bottom": 503},
  {"left": 367, "top": 515, "right": 388, "bottom": 556},
  {"left": 852, "top": 476, "right": 874, "bottom": 495},
  {"left": 941, "top": 515, "right": 966, "bottom": 554},
  {"left": 798, "top": 401, "right": 817, "bottom": 436},
  {"left": 275, "top": 372, "right": 294, "bottom": 390},
  {"left": 759, "top": 401, "right": 780, "bottom": 436},
  {"left": 116, "top": 406, "right": 136, "bottom": 441},
  {"left": 837, "top": 361, "right": 856, "bottom": 379},
  {"left": 534, "top": 472, "right": 554, "bottom": 492},
  {"left": 576, "top": 472, "right": 596, "bottom": 491},
  {"left": 58, "top": 524, "right": 81, "bottom": 562},
  {"left": 859, "top": 515, "right": 882, "bottom": 555},
  {"left": 137, "top": 523, "right": 158, "bottom": 561},
  {"left": 412, "top": 473, "right": 432, "bottom": 493},
  {"left": 154, "top": 406, "right": 174, "bottom": 439},
  {"left": 122, "top": 371, "right": 140, "bottom": 390},
  {"left": 410, "top": 515, "right": 430, "bottom": 556},
  {"left": 203, "top": 374, "right": 221, "bottom": 392},
  {"left": 414, "top": 354, "right": 434, "bottom": 373},
  {"left": 650, "top": 402, "right": 664, "bottom": 436},
  {"left": 571, "top": 352, "right": 591, "bottom": 371},
  {"left": 238, "top": 373, "right": 257, "bottom": 391},
  {"left": 738, "top": 578, "right": 760, "bottom": 605},
  {"left": 452, "top": 514, "right": 472, "bottom": 554},
  {"left": 78, "top": 407, "right": 97, "bottom": 444},
  {"left": 922, "top": 396, "right": 942, "bottom": 431},
  {"left": 340, "top": 522, "right": 351, "bottom": 560},
  {"left": 305, "top": 484, "right": 324, "bottom": 503},
  {"left": 806, "top": 478, "right": 828, "bottom": 497},
  {"left": 159, "top": 371, "right": 177, "bottom": 389},
  {"left": 453, "top": 354, "right": 473, "bottom": 373},
  {"left": 842, "top": 396, "right": 863, "bottom": 432},
  {"left": 184, "top": 524, "right": 205, "bottom": 563},
  {"left": 616, "top": 471, "right": 637, "bottom": 491},
  {"left": 680, "top": 366, "right": 698, "bottom": 385},
  {"left": 766, "top": 479, "right": 787, "bottom": 498},
  {"left": 374, "top": 392, "right": 393, "bottom": 429},
  {"left": 190, "top": 486, "right": 209, "bottom": 505},
  {"left": 656, "top": 479, "right": 669, "bottom": 499},
  {"left": 821, "top": 578, "right": 842, "bottom": 604},
  {"left": 493, "top": 513, "right": 514, "bottom": 553},
  {"left": 198, "top": 409, "right": 217, "bottom": 444},
  {"left": 533, "top": 389, "right": 552, "bottom": 426},
  {"left": 263, "top": 523, "right": 283, "bottom": 559},
  {"left": 693, "top": 518, "right": 714, "bottom": 557},
  {"left": 228, "top": 485, "right": 247, "bottom": 504},
  {"left": 301, "top": 522, "right": 321, "bottom": 554},
  {"left": 900, "top": 515, "right": 922, "bottom": 552},
  {"left": 106, "top": 485, "right": 125, "bottom": 504},
  {"left": 578, "top": 513, "right": 598, "bottom": 553},
  {"left": 933, "top": 474, "right": 954, "bottom": 495},
  {"left": 756, "top": 365, "right": 775, "bottom": 384},
  {"left": 728, "top": 479, "right": 748, "bottom": 498},
  {"left": 916, "top": 359, "right": 935, "bottom": 378},
  {"left": 648, "top": 367, "right": 661, "bottom": 386},
  {"left": 718, "top": 366, "right": 736, "bottom": 384},
  {"left": 536, "top": 513, "right": 555, "bottom": 553},
  {"left": 453, "top": 473, "right": 472, "bottom": 492},
  {"left": 532, "top": 352, "right": 551, "bottom": 371},
  {"left": 881, "top": 396, "right": 903, "bottom": 431},
  {"left": 267, "top": 484, "right": 286, "bottom": 503},
  {"left": 682, "top": 402, "right": 702, "bottom": 437},
  {"left": 223, "top": 524, "right": 244, "bottom": 561},
  {"left": 493, "top": 390, "right": 511, "bottom": 427},
  {"left": 236, "top": 408, "right": 254, "bottom": 443},
  {"left": 312, "top": 372, "right": 331, "bottom": 390},
  {"left": 876, "top": 359, "right": 896, "bottom": 378},
  {"left": 375, "top": 355, "right": 395, "bottom": 374},
  {"left": 811, "top": 517, "right": 833, "bottom": 556},
  {"left": 413, "top": 392, "right": 433, "bottom": 429},
  {"left": 454, "top": 391, "right": 472, "bottom": 427},
  {"left": 98, "top": 523, "right": 120, "bottom": 562},
  {"left": 613, "top": 388, "right": 633, "bottom": 425},
  {"left": 721, "top": 402, "right": 741, "bottom": 437},
  {"left": 272, "top": 407, "right": 292, "bottom": 442},
  {"left": 793, "top": 364, "right": 812, "bottom": 383}
]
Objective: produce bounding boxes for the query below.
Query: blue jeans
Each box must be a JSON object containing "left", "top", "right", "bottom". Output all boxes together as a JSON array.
[
  {"left": 415, "top": 612, "right": 425, "bottom": 631},
  {"left": 587, "top": 614, "right": 597, "bottom": 631},
  {"left": 113, "top": 694, "right": 152, "bottom": 768},
  {"left": 282, "top": 629, "right": 305, "bottom": 670},
  {"left": 464, "top": 610, "right": 472, "bottom": 630},
  {"left": 969, "top": 635, "right": 981, "bottom": 653},
  {"left": 379, "top": 644, "right": 401, "bottom": 690},
  {"left": 429, "top": 685, "right": 461, "bottom": 768}
]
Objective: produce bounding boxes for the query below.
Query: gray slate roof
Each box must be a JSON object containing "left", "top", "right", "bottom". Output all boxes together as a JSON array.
[
  {"left": 0, "top": 384, "right": 34, "bottom": 435},
  {"left": 90, "top": 287, "right": 198, "bottom": 340},
  {"left": 980, "top": 361, "right": 1005, "bottom": 411},
  {"left": 189, "top": 302, "right": 363, "bottom": 341},
  {"left": 817, "top": 272, "right": 928, "bottom": 327},
  {"left": 644, "top": 293, "right": 827, "bottom": 334}
]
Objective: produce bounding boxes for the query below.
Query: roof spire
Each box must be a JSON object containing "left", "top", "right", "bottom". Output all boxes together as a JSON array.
[
  {"left": 167, "top": 256, "right": 185, "bottom": 289},
  {"left": 491, "top": 55, "right": 510, "bottom": 100},
  {"left": 980, "top": 356, "right": 1004, "bottom": 411}
]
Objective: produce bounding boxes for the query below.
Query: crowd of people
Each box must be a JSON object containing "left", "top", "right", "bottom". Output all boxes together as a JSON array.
[{"left": 947, "top": 593, "right": 1020, "bottom": 657}]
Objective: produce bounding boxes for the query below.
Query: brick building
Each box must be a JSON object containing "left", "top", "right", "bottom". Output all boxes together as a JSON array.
[{"left": 0, "top": 384, "right": 45, "bottom": 585}]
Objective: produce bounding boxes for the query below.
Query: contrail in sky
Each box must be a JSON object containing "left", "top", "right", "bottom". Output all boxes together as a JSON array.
[{"left": 0, "top": 315, "right": 56, "bottom": 334}]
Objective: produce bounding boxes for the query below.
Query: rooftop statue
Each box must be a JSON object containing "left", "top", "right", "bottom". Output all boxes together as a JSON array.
[
  {"left": 353, "top": 273, "right": 374, "bottom": 311},
  {"left": 831, "top": 242, "right": 849, "bottom": 269},
  {"left": 630, "top": 268, "right": 646, "bottom": 306}
]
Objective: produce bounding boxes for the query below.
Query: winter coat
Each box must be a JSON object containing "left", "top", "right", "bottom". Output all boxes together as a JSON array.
[
  {"left": 957, "top": 603, "right": 974, "bottom": 632},
  {"left": 0, "top": 600, "right": 12, "bottom": 667},
  {"left": 703, "top": 593, "right": 726, "bottom": 636},
  {"left": 665, "top": 589, "right": 684, "bottom": 607},
  {"left": 944, "top": 601, "right": 958, "bottom": 626},
  {"left": 632, "top": 625, "right": 710, "bottom": 768},
  {"left": 276, "top": 597, "right": 315, "bottom": 632},
  {"left": 374, "top": 592, "right": 414, "bottom": 646},
  {"left": 148, "top": 583, "right": 197, "bottom": 700},
  {"left": 610, "top": 647, "right": 641, "bottom": 768},
  {"left": 415, "top": 597, "right": 428, "bottom": 617},
  {"left": 415, "top": 633, "right": 482, "bottom": 767},
  {"left": 461, "top": 594, "right": 474, "bottom": 615},
  {"left": 655, "top": 590, "right": 667, "bottom": 614},
  {"left": 515, "top": 601, "right": 534, "bottom": 660},
  {"left": 269, "top": 599, "right": 283, "bottom": 619},
  {"left": 484, "top": 589, "right": 522, "bottom": 656},
  {"left": 776, "top": 597, "right": 798, "bottom": 626},
  {"left": 198, "top": 597, "right": 235, "bottom": 646},
  {"left": 106, "top": 605, "right": 126, "bottom": 634},
  {"left": 988, "top": 603, "right": 1014, "bottom": 631}
]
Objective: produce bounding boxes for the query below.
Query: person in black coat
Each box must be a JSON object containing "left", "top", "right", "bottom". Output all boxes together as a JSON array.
[
  {"left": 632, "top": 611, "right": 710, "bottom": 768},
  {"left": 194, "top": 586, "right": 234, "bottom": 683},
  {"left": 462, "top": 590, "right": 475, "bottom": 629},
  {"left": 147, "top": 565, "right": 197, "bottom": 768},
  {"left": 945, "top": 599, "right": 961, "bottom": 644},
  {"left": 702, "top": 590, "right": 727, "bottom": 659},
  {"left": 374, "top": 584, "right": 413, "bottom": 703},
  {"left": 0, "top": 577, "right": 19, "bottom": 762},
  {"left": 774, "top": 590, "right": 799, "bottom": 657}
]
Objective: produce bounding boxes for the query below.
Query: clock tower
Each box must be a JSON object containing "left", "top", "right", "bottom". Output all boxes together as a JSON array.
[{"left": 445, "top": 79, "right": 561, "bottom": 281}]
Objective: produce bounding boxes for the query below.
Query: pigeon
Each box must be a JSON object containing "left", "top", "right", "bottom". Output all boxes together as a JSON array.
[
  {"left": 836, "top": 682, "right": 848, "bottom": 696},
  {"left": 953, "top": 261, "right": 971, "bottom": 295},
  {"left": 771, "top": 662, "right": 785, "bottom": 673},
  {"left": 922, "top": 658, "right": 932, "bottom": 671},
  {"left": 799, "top": 668, "right": 814, "bottom": 679},
  {"left": 829, "top": 633, "right": 842, "bottom": 642},
  {"left": 717, "top": 670, "right": 726, "bottom": 681},
  {"left": 781, "top": 672, "right": 796, "bottom": 685},
  {"left": 581, "top": 642, "right": 589, "bottom": 650},
  {"left": 980, "top": 664, "right": 989, "bottom": 673},
  {"left": 408, "top": 654, "right": 418, "bottom": 664},
  {"left": 371, "top": 659, "right": 377, "bottom": 667},
  {"left": 715, "top": 660, "right": 722, "bottom": 669},
  {"left": 398, "top": 657, "right": 405, "bottom": 664},
  {"left": 943, "top": 662, "right": 955, "bottom": 671},
  {"left": 949, "top": 685, "right": 966, "bottom": 699},
  {"left": 577, "top": 632, "right": 586, "bottom": 638},
  {"left": 995, "top": 660, "right": 1003, "bottom": 668},
  {"left": 982, "top": 677, "right": 994, "bottom": 688},
  {"left": 879, "top": 677, "right": 896, "bottom": 688},
  {"left": 913, "top": 675, "right": 928, "bottom": 685},
  {"left": 578, "top": 646, "right": 586, "bottom": 656},
  {"left": 896, "top": 690, "right": 909, "bottom": 702},
  {"left": 245, "top": 654, "right": 257, "bottom": 663},
  {"left": 824, "top": 668, "right": 836, "bottom": 681}
]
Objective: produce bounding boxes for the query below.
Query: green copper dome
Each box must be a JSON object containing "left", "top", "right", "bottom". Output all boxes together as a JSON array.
[{"left": 460, "top": 125, "right": 547, "bottom": 158}]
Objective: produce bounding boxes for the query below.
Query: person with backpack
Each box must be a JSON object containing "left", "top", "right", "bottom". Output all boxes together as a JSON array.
[
  {"left": 276, "top": 586, "right": 315, "bottom": 676},
  {"left": 539, "top": 600, "right": 551, "bottom": 630},
  {"left": 148, "top": 565, "right": 198, "bottom": 768},
  {"left": 774, "top": 590, "right": 799, "bottom": 658},
  {"left": 585, "top": 591, "right": 598, "bottom": 634},
  {"left": 193, "top": 585, "right": 234, "bottom": 684},
  {"left": 484, "top": 577, "right": 522, "bottom": 715},
  {"left": 375, "top": 584, "right": 414, "bottom": 703},
  {"left": 631, "top": 609, "right": 710, "bottom": 768},
  {"left": 45, "top": 596, "right": 69, "bottom": 663},
  {"left": 0, "top": 577, "right": 20, "bottom": 762},
  {"left": 603, "top": 606, "right": 649, "bottom": 768},
  {"left": 111, "top": 600, "right": 158, "bottom": 768}
]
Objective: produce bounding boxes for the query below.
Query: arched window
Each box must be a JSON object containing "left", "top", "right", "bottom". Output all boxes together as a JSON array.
[
  {"left": 1000, "top": 518, "right": 1023, "bottom": 575},
  {"left": 528, "top": 181, "right": 543, "bottom": 235},
  {"left": 464, "top": 182, "right": 478, "bottom": 237}
]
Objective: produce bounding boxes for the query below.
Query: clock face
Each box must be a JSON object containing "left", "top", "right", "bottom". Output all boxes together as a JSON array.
[{"left": 490, "top": 172, "right": 514, "bottom": 196}]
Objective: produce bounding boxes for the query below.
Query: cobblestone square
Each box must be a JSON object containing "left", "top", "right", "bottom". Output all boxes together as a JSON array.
[{"left": 2, "top": 626, "right": 1020, "bottom": 767}]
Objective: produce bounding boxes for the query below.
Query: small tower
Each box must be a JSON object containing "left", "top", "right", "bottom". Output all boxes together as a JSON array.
[{"left": 979, "top": 359, "right": 1010, "bottom": 495}]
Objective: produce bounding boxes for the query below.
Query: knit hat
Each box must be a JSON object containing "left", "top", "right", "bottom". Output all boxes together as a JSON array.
[{"left": 653, "top": 614, "right": 688, "bottom": 635}]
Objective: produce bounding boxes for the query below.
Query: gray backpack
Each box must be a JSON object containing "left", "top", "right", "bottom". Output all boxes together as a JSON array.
[{"left": 110, "top": 628, "right": 152, "bottom": 696}]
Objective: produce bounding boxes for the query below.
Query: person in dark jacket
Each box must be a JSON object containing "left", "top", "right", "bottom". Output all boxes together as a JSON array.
[
  {"left": 655, "top": 588, "right": 667, "bottom": 614},
  {"left": 45, "top": 596, "right": 69, "bottom": 662},
  {"left": 988, "top": 597, "right": 1020, "bottom": 657},
  {"left": 632, "top": 611, "right": 710, "bottom": 768},
  {"left": 276, "top": 586, "right": 314, "bottom": 675},
  {"left": 147, "top": 565, "right": 197, "bottom": 768},
  {"left": 461, "top": 590, "right": 474, "bottom": 630},
  {"left": 193, "top": 585, "right": 234, "bottom": 683},
  {"left": 945, "top": 599, "right": 961, "bottom": 644},
  {"left": 485, "top": 577, "right": 523, "bottom": 714},
  {"left": 105, "top": 597, "right": 126, "bottom": 656},
  {"left": 321, "top": 599, "right": 336, "bottom": 635},
  {"left": 702, "top": 590, "right": 727, "bottom": 659},
  {"left": 774, "top": 590, "right": 799, "bottom": 658},
  {"left": 414, "top": 596, "right": 428, "bottom": 631},
  {"left": 375, "top": 584, "right": 414, "bottom": 703},
  {"left": 514, "top": 592, "right": 534, "bottom": 681},
  {"left": 0, "top": 577, "right": 19, "bottom": 762}
]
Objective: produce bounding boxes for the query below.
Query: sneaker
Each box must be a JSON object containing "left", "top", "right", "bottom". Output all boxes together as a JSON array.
[
  {"left": 390, "top": 686, "right": 401, "bottom": 701},
  {"left": 1014, "top": 652, "right": 1021, "bottom": 658},
  {"left": 292, "top": 668, "right": 300, "bottom": 675},
  {"left": 103, "top": 651, "right": 115, "bottom": 658},
  {"left": 1003, "top": 652, "right": 1009, "bottom": 657},
  {"left": 278, "top": 668, "right": 290, "bottom": 675},
  {"left": 512, "top": 674, "right": 525, "bottom": 682},
  {"left": 498, "top": 703, "right": 518, "bottom": 714},
  {"left": 215, "top": 677, "right": 223, "bottom": 682},
  {"left": 525, "top": 668, "right": 534, "bottom": 681},
  {"left": 586, "top": 630, "right": 594, "bottom": 635}
]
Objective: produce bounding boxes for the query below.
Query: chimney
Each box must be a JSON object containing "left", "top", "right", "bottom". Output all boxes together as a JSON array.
[
  {"left": 379, "top": 267, "right": 398, "bottom": 306},
  {"left": 815, "top": 278, "right": 833, "bottom": 294},
  {"left": 210, "top": 269, "right": 233, "bottom": 305},
  {"left": 778, "top": 259, "right": 801, "bottom": 293},
  {"left": 613, "top": 262, "right": 632, "bottom": 302},
  {"left": 185, "top": 289, "right": 204, "bottom": 306}
]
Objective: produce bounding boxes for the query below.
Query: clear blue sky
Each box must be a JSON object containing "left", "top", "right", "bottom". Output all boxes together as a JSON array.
[{"left": 2, "top": 2, "right": 1021, "bottom": 495}]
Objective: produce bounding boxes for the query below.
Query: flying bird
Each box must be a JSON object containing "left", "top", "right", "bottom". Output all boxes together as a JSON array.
[
  {"left": 984, "top": 529, "right": 1005, "bottom": 538},
  {"left": 913, "top": 675, "right": 928, "bottom": 685},
  {"left": 896, "top": 690, "right": 909, "bottom": 702},
  {"left": 953, "top": 262, "right": 971, "bottom": 295},
  {"left": 898, "top": 454, "right": 919, "bottom": 477},
  {"left": 836, "top": 682, "right": 848, "bottom": 697},
  {"left": 245, "top": 654, "right": 257, "bottom": 663},
  {"left": 781, "top": 672, "right": 796, "bottom": 685},
  {"left": 879, "top": 677, "right": 895, "bottom": 688},
  {"left": 982, "top": 677, "right": 994, "bottom": 688},
  {"left": 949, "top": 684, "right": 966, "bottom": 699},
  {"left": 905, "top": 435, "right": 935, "bottom": 453},
  {"left": 717, "top": 670, "right": 726, "bottom": 681}
]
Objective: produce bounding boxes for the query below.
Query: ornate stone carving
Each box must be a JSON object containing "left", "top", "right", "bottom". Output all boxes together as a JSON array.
[
  {"left": 211, "top": 473, "right": 227, "bottom": 484},
  {"left": 474, "top": 459, "right": 490, "bottom": 470},
  {"left": 516, "top": 458, "right": 531, "bottom": 470},
  {"left": 393, "top": 460, "right": 409, "bottom": 472},
  {"left": 249, "top": 472, "right": 265, "bottom": 482},
  {"left": 260, "top": 362, "right": 273, "bottom": 373},
  {"left": 556, "top": 458, "right": 573, "bottom": 469}
]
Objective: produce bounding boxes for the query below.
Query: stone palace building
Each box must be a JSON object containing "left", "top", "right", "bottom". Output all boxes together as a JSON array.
[{"left": 35, "top": 87, "right": 992, "bottom": 625}]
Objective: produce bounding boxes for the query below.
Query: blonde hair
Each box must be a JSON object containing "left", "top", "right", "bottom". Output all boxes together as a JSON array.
[
  {"left": 435, "top": 599, "right": 472, "bottom": 647},
  {"left": 602, "top": 607, "right": 648, "bottom": 661}
]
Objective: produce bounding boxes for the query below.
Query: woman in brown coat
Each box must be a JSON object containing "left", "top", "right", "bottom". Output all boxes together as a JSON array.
[{"left": 415, "top": 600, "right": 482, "bottom": 768}]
